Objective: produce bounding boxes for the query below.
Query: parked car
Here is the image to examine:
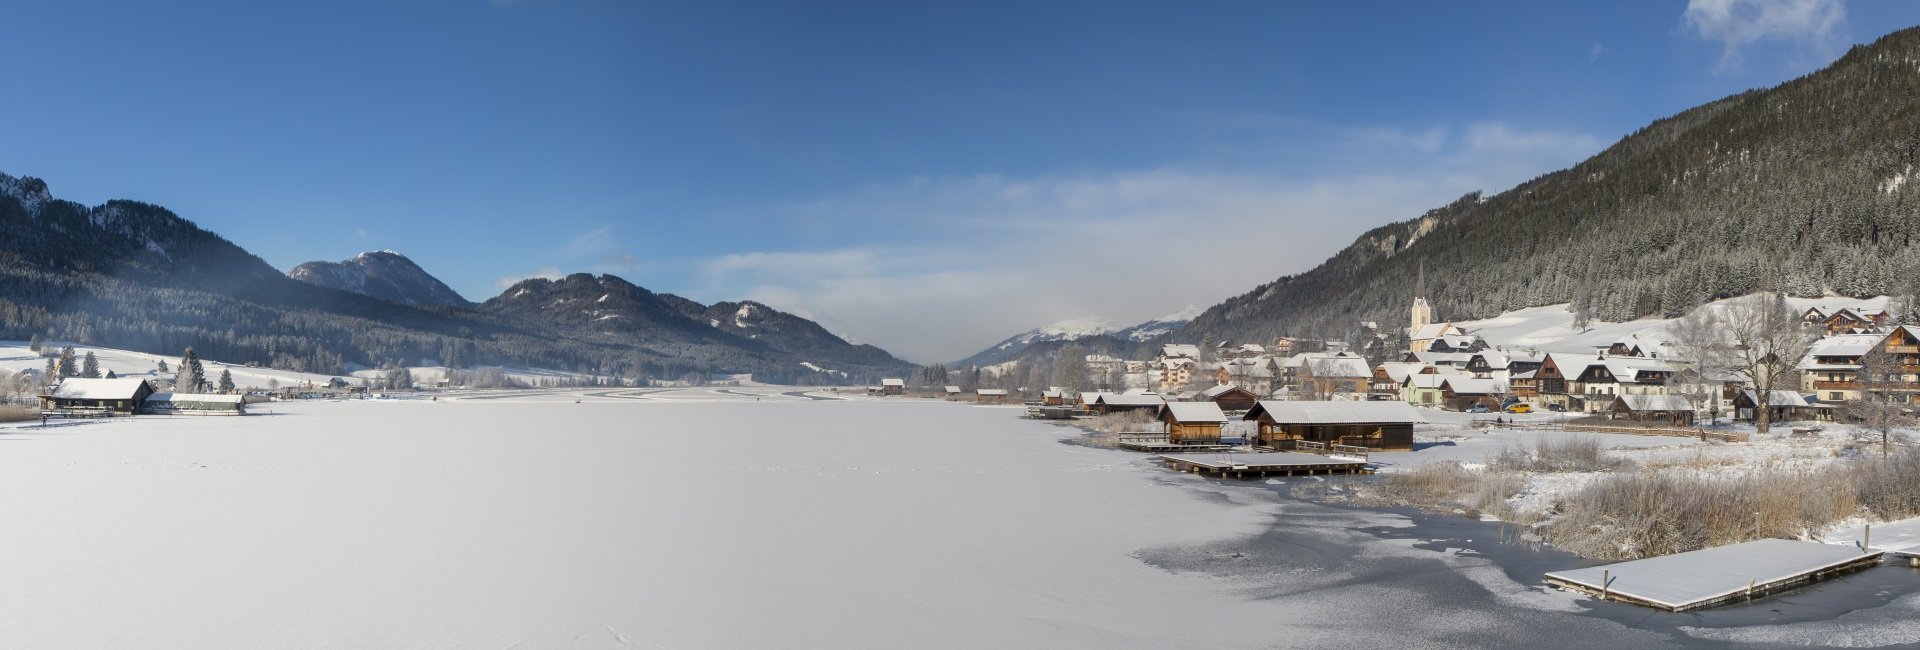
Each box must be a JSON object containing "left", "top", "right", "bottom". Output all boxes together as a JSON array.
[
  {"left": 1467, "top": 404, "right": 1491, "bottom": 413},
  {"left": 1505, "top": 404, "right": 1532, "bottom": 413},
  {"left": 1546, "top": 403, "right": 1565, "bottom": 412}
]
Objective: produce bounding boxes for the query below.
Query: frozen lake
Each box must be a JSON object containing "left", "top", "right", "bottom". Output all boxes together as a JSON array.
[{"left": 1, "top": 388, "right": 1917, "bottom": 648}]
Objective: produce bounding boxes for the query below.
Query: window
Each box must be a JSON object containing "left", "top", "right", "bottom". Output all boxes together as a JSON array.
[{"left": 1829, "top": 392, "right": 1842, "bottom": 401}]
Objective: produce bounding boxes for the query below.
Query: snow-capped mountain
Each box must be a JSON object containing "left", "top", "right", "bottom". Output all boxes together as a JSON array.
[
  {"left": 289, "top": 250, "right": 472, "bottom": 308},
  {"left": 953, "top": 306, "right": 1202, "bottom": 367},
  {"left": 1109, "top": 304, "right": 1202, "bottom": 342}
]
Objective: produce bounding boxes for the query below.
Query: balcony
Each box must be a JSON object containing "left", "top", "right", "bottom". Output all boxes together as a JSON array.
[
  {"left": 1813, "top": 381, "right": 1860, "bottom": 391},
  {"left": 1887, "top": 345, "right": 1920, "bottom": 354}
]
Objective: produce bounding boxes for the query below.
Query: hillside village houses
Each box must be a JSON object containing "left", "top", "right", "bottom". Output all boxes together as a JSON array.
[{"left": 939, "top": 266, "right": 1918, "bottom": 433}]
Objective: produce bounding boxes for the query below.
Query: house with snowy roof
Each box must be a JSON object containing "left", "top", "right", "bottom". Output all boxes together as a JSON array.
[
  {"left": 1800, "top": 333, "right": 1881, "bottom": 403},
  {"left": 880, "top": 378, "right": 905, "bottom": 395},
  {"left": 1199, "top": 384, "right": 1260, "bottom": 411},
  {"left": 39, "top": 377, "right": 155, "bottom": 414},
  {"left": 1440, "top": 377, "right": 1508, "bottom": 412},
  {"left": 1295, "top": 354, "right": 1371, "bottom": 400}
]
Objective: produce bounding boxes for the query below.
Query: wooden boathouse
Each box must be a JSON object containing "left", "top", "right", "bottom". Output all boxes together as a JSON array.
[
  {"left": 1244, "top": 400, "right": 1424, "bottom": 451},
  {"left": 1158, "top": 401, "right": 1228, "bottom": 445}
]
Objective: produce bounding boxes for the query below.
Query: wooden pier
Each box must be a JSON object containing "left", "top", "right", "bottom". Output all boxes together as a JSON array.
[
  {"left": 1545, "top": 538, "right": 1884, "bottom": 611},
  {"left": 1158, "top": 452, "right": 1371, "bottom": 479}
]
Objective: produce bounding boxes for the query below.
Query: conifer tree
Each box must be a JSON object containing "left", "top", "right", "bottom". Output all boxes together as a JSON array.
[
  {"left": 57, "top": 346, "right": 77, "bottom": 379},
  {"left": 177, "top": 348, "right": 204, "bottom": 393},
  {"left": 156, "top": 360, "right": 169, "bottom": 374},
  {"left": 42, "top": 357, "right": 56, "bottom": 384},
  {"left": 27, "top": 334, "right": 40, "bottom": 354},
  {"left": 81, "top": 351, "right": 99, "bottom": 378},
  {"left": 217, "top": 369, "right": 234, "bottom": 394}
]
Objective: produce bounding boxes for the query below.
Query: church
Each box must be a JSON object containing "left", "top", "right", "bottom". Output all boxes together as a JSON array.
[{"left": 1405, "top": 264, "right": 1465, "bottom": 353}]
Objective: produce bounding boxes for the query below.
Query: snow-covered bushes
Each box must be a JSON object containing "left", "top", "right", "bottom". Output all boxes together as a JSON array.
[
  {"left": 1489, "top": 434, "right": 1630, "bottom": 473},
  {"left": 1543, "top": 469, "right": 1854, "bottom": 560}
]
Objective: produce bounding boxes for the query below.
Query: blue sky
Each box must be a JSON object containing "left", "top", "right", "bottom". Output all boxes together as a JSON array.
[{"left": 4, "top": 0, "right": 1918, "bottom": 363}]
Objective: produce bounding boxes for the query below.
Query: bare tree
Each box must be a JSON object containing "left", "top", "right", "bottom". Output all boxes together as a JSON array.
[
  {"left": 1848, "top": 349, "right": 1915, "bottom": 457},
  {"left": 1665, "top": 306, "right": 1729, "bottom": 427},
  {"left": 1723, "top": 292, "right": 1812, "bottom": 433}
]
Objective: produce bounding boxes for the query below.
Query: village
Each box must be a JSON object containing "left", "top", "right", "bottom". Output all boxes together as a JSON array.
[{"left": 863, "top": 291, "right": 1920, "bottom": 613}]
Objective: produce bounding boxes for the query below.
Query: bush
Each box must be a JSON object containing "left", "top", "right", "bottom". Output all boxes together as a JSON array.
[
  {"left": 1543, "top": 469, "right": 1855, "bottom": 560},
  {"left": 1853, "top": 449, "right": 1920, "bottom": 520},
  {"left": 1489, "top": 434, "right": 1629, "bottom": 473}
]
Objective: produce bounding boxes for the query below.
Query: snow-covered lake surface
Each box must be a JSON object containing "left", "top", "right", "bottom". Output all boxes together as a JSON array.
[{"left": 2, "top": 388, "right": 1917, "bottom": 648}]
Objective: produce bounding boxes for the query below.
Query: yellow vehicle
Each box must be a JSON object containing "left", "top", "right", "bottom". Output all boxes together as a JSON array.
[{"left": 1504, "top": 403, "right": 1532, "bottom": 413}]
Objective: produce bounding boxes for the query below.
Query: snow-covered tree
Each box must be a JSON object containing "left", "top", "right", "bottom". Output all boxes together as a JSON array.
[
  {"left": 57, "top": 346, "right": 77, "bottom": 379},
  {"left": 217, "top": 369, "right": 235, "bottom": 394},
  {"left": 177, "top": 348, "right": 205, "bottom": 393},
  {"left": 81, "top": 351, "right": 100, "bottom": 379}
]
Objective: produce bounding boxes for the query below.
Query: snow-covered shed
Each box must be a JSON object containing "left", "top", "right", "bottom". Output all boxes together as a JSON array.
[
  {"left": 40, "top": 378, "right": 155, "bottom": 414},
  {"left": 1244, "top": 400, "right": 1426, "bottom": 450},
  {"left": 140, "top": 393, "right": 247, "bottom": 416},
  {"left": 880, "top": 378, "right": 906, "bottom": 395},
  {"left": 1733, "top": 390, "right": 1817, "bottom": 423},
  {"left": 975, "top": 388, "right": 1009, "bottom": 404},
  {"left": 1094, "top": 393, "right": 1165, "bottom": 415},
  {"left": 943, "top": 385, "right": 963, "bottom": 401},
  {"left": 1158, "top": 401, "right": 1228, "bottom": 444},
  {"left": 1610, "top": 395, "right": 1695, "bottom": 425}
]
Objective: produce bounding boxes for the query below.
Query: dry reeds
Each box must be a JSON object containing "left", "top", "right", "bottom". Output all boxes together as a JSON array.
[{"left": 0, "top": 405, "right": 36, "bottom": 423}]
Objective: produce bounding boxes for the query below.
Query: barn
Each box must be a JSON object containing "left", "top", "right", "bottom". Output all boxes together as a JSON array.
[
  {"left": 1158, "top": 402, "right": 1228, "bottom": 445},
  {"left": 976, "top": 388, "right": 1009, "bottom": 404},
  {"left": 141, "top": 393, "right": 248, "bottom": 416},
  {"left": 1244, "top": 400, "right": 1425, "bottom": 450},
  {"left": 39, "top": 378, "right": 156, "bottom": 415}
]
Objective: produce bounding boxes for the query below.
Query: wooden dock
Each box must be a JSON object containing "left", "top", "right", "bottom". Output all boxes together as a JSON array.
[
  {"left": 1545, "top": 538, "right": 1884, "bottom": 611},
  {"left": 1119, "top": 440, "right": 1228, "bottom": 452},
  {"left": 1158, "top": 452, "right": 1371, "bottom": 479}
]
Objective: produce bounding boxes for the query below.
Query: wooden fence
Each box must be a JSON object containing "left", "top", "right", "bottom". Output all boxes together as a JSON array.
[{"left": 1554, "top": 422, "right": 1749, "bottom": 443}]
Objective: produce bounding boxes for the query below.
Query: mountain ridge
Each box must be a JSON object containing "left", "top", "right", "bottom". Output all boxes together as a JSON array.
[
  {"left": 0, "top": 174, "right": 912, "bottom": 383},
  {"left": 289, "top": 250, "right": 473, "bottom": 308}
]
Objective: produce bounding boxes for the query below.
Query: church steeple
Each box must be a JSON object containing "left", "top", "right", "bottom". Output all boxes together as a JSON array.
[{"left": 1410, "top": 261, "right": 1432, "bottom": 331}]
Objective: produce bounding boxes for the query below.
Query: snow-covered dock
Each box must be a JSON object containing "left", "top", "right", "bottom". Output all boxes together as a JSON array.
[
  {"left": 1159, "top": 451, "right": 1371, "bottom": 479},
  {"left": 1545, "top": 539, "right": 1884, "bottom": 611},
  {"left": 1825, "top": 518, "right": 1920, "bottom": 564}
]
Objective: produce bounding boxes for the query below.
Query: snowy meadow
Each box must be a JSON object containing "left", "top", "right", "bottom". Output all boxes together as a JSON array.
[{"left": 2, "top": 390, "right": 1918, "bottom": 648}]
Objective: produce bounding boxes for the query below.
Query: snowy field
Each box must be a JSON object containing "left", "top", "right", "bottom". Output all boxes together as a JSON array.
[
  {"left": 3, "top": 389, "right": 1918, "bottom": 648},
  {"left": 0, "top": 389, "right": 1295, "bottom": 648}
]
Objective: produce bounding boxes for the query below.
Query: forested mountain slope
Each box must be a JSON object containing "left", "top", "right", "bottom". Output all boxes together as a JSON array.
[{"left": 1179, "top": 27, "right": 1920, "bottom": 347}]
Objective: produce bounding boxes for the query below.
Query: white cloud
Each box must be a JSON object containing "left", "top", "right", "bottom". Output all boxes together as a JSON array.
[
  {"left": 696, "top": 120, "right": 1603, "bottom": 363},
  {"left": 1684, "top": 0, "right": 1845, "bottom": 72},
  {"left": 1590, "top": 42, "right": 1609, "bottom": 62},
  {"left": 494, "top": 266, "right": 564, "bottom": 290}
]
